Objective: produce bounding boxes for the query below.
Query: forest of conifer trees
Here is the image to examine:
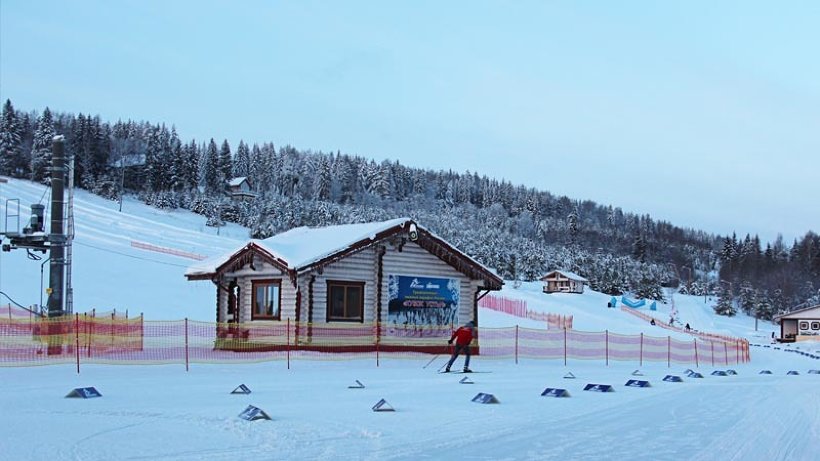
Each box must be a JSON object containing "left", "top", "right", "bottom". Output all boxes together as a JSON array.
[{"left": 2, "top": 100, "right": 818, "bottom": 319}]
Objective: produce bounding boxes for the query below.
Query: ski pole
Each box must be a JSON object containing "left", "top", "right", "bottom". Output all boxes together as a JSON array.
[{"left": 422, "top": 353, "right": 440, "bottom": 369}]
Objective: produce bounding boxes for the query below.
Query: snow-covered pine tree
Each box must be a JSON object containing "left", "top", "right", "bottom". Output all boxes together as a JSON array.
[
  {"left": 233, "top": 140, "right": 251, "bottom": 179},
  {"left": 29, "top": 108, "right": 55, "bottom": 183},
  {"left": 0, "top": 99, "right": 24, "bottom": 177},
  {"left": 218, "top": 139, "right": 232, "bottom": 185},
  {"left": 202, "top": 138, "right": 221, "bottom": 195},
  {"left": 713, "top": 284, "right": 736, "bottom": 316}
]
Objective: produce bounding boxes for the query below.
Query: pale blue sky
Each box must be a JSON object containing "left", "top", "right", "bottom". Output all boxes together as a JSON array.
[{"left": 1, "top": 0, "right": 817, "bottom": 244}]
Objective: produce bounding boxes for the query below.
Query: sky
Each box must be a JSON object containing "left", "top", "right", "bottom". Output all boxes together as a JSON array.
[{"left": 1, "top": 0, "right": 818, "bottom": 244}]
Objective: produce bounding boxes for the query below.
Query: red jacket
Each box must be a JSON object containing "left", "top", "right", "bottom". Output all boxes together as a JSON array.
[{"left": 450, "top": 326, "right": 474, "bottom": 346}]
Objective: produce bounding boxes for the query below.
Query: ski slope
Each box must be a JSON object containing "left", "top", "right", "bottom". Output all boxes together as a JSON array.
[{"left": 1, "top": 177, "right": 818, "bottom": 461}]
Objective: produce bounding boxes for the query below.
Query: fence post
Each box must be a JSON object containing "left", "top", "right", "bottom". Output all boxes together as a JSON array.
[
  {"left": 736, "top": 341, "right": 739, "bottom": 364},
  {"left": 184, "top": 318, "right": 189, "bottom": 372},
  {"left": 75, "top": 313, "right": 80, "bottom": 374},
  {"left": 515, "top": 325, "right": 519, "bottom": 365},
  {"left": 640, "top": 333, "right": 643, "bottom": 366},
  {"left": 376, "top": 323, "right": 380, "bottom": 368},
  {"left": 694, "top": 339, "right": 699, "bottom": 367},
  {"left": 563, "top": 327, "right": 567, "bottom": 366},
  {"left": 711, "top": 341, "right": 715, "bottom": 367},
  {"left": 605, "top": 330, "right": 609, "bottom": 366},
  {"left": 287, "top": 318, "right": 291, "bottom": 370},
  {"left": 667, "top": 336, "right": 671, "bottom": 367},
  {"left": 724, "top": 342, "right": 728, "bottom": 366},
  {"left": 111, "top": 313, "right": 115, "bottom": 350}
]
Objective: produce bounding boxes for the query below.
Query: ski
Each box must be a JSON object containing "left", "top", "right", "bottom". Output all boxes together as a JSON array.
[{"left": 438, "top": 370, "right": 491, "bottom": 374}]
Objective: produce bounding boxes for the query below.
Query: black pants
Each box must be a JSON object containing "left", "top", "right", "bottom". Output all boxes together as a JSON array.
[{"left": 446, "top": 344, "right": 471, "bottom": 369}]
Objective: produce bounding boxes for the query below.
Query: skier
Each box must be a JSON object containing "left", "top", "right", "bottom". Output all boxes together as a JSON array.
[
  {"left": 685, "top": 323, "right": 691, "bottom": 332},
  {"left": 444, "top": 321, "right": 475, "bottom": 372},
  {"left": 650, "top": 318, "right": 656, "bottom": 326}
]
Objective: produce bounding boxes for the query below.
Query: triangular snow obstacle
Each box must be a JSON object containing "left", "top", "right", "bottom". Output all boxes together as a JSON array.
[
  {"left": 625, "top": 380, "right": 650, "bottom": 388},
  {"left": 787, "top": 371, "right": 800, "bottom": 375},
  {"left": 726, "top": 369, "right": 738, "bottom": 375},
  {"left": 348, "top": 380, "right": 365, "bottom": 389},
  {"left": 541, "top": 388, "right": 570, "bottom": 397},
  {"left": 687, "top": 372, "right": 704, "bottom": 379},
  {"left": 471, "top": 393, "right": 499, "bottom": 404},
  {"left": 631, "top": 370, "right": 644, "bottom": 376},
  {"left": 759, "top": 370, "right": 772, "bottom": 374},
  {"left": 563, "top": 372, "right": 576, "bottom": 379},
  {"left": 238, "top": 405, "right": 271, "bottom": 421},
  {"left": 663, "top": 375, "right": 683, "bottom": 382},
  {"left": 231, "top": 384, "right": 251, "bottom": 394},
  {"left": 372, "top": 398, "right": 395, "bottom": 412},
  {"left": 684, "top": 369, "right": 694, "bottom": 375},
  {"left": 459, "top": 376, "right": 474, "bottom": 384},
  {"left": 583, "top": 383, "right": 614, "bottom": 392},
  {"left": 711, "top": 370, "right": 728, "bottom": 376},
  {"left": 65, "top": 387, "right": 102, "bottom": 398},
  {"left": 808, "top": 370, "right": 819, "bottom": 374}
]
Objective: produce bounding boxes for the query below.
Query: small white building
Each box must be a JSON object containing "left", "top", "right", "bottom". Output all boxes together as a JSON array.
[
  {"left": 185, "top": 218, "right": 503, "bottom": 351},
  {"left": 540, "top": 270, "right": 588, "bottom": 294},
  {"left": 227, "top": 177, "right": 257, "bottom": 202},
  {"left": 774, "top": 304, "right": 820, "bottom": 343}
]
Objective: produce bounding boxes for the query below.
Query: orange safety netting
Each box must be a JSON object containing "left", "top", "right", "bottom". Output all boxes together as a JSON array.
[{"left": 0, "top": 305, "right": 749, "bottom": 369}]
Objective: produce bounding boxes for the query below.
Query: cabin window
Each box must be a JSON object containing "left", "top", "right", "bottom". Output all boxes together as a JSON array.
[
  {"left": 327, "top": 281, "right": 364, "bottom": 322},
  {"left": 812, "top": 322, "right": 820, "bottom": 331},
  {"left": 252, "top": 279, "right": 281, "bottom": 320},
  {"left": 799, "top": 321, "right": 809, "bottom": 330}
]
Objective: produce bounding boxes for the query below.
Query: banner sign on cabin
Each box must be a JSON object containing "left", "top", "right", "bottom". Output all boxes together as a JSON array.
[{"left": 387, "top": 275, "right": 460, "bottom": 337}]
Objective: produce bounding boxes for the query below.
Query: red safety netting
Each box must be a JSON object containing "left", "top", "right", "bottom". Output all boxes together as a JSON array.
[
  {"left": 479, "top": 295, "right": 573, "bottom": 329},
  {"left": 0, "top": 304, "right": 750, "bottom": 370}
]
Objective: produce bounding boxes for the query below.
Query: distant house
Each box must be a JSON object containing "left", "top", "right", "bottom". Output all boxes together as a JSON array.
[
  {"left": 773, "top": 304, "right": 820, "bottom": 343},
  {"left": 540, "top": 270, "right": 588, "bottom": 294},
  {"left": 185, "top": 218, "right": 503, "bottom": 351},
  {"left": 227, "top": 177, "right": 257, "bottom": 202}
]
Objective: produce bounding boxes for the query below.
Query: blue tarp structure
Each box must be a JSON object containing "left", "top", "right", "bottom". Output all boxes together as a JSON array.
[
  {"left": 610, "top": 296, "right": 618, "bottom": 307},
  {"left": 621, "top": 296, "right": 645, "bottom": 308},
  {"left": 650, "top": 301, "right": 657, "bottom": 311}
]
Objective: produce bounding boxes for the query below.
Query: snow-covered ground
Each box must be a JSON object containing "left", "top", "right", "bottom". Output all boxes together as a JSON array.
[{"left": 1, "top": 177, "right": 819, "bottom": 461}]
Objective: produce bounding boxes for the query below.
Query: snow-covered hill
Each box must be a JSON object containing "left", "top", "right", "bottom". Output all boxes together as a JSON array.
[{"left": 2, "top": 177, "right": 818, "bottom": 461}]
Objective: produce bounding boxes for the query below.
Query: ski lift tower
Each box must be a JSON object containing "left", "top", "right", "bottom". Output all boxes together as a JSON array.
[{"left": 0, "top": 136, "right": 70, "bottom": 321}]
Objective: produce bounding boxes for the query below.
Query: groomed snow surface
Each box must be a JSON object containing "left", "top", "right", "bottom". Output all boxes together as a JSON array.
[{"left": 1, "top": 177, "right": 819, "bottom": 461}]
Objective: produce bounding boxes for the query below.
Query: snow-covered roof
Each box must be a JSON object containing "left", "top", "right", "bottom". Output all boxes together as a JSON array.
[
  {"left": 774, "top": 305, "right": 820, "bottom": 321},
  {"left": 185, "top": 218, "right": 502, "bottom": 288},
  {"left": 228, "top": 177, "right": 248, "bottom": 187},
  {"left": 540, "top": 270, "right": 589, "bottom": 283}
]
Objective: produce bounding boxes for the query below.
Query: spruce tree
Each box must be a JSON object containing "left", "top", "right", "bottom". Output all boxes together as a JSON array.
[
  {"left": 0, "top": 99, "right": 23, "bottom": 176},
  {"left": 30, "top": 108, "right": 56, "bottom": 183}
]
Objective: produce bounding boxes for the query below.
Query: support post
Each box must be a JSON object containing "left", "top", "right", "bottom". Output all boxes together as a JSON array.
[
  {"left": 515, "top": 325, "right": 519, "bottom": 365},
  {"left": 724, "top": 342, "right": 728, "bottom": 366},
  {"left": 667, "top": 336, "right": 671, "bottom": 367},
  {"left": 287, "top": 318, "right": 290, "bottom": 370},
  {"left": 694, "top": 339, "right": 699, "bottom": 367},
  {"left": 184, "top": 318, "right": 189, "bottom": 372},
  {"left": 563, "top": 327, "right": 567, "bottom": 366},
  {"left": 75, "top": 313, "right": 80, "bottom": 374},
  {"left": 640, "top": 333, "right": 643, "bottom": 366},
  {"left": 605, "top": 329, "right": 609, "bottom": 366},
  {"left": 711, "top": 341, "right": 715, "bottom": 366}
]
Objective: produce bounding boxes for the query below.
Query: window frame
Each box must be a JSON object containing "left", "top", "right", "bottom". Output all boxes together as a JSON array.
[
  {"left": 251, "top": 279, "right": 282, "bottom": 321},
  {"left": 326, "top": 280, "right": 365, "bottom": 323}
]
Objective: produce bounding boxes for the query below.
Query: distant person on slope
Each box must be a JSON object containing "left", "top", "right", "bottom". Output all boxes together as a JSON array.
[
  {"left": 685, "top": 323, "right": 691, "bottom": 332},
  {"left": 650, "top": 318, "right": 656, "bottom": 326},
  {"left": 444, "top": 321, "right": 475, "bottom": 372}
]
